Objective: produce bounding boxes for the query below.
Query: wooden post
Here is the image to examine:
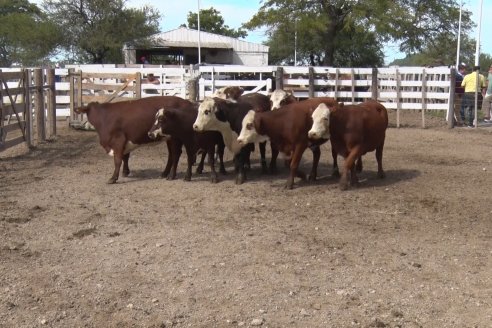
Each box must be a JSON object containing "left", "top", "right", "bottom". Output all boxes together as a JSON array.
[
  {"left": 0, "top": 70, "right": 3, "bottom": 145},
  {"left": 34, "top": 68, "right": 46, "bottom": 142},
  {"left": 76, "top": 70, "right": 82, "bottom": 121},
  {"left": 308, "top": 67, "right": 315, "bottom": 98},
  {"left": 351, "top": 68, "right": 356, "bottom": 103},
  {"left": 447, "top": 68, "right": 456, "bottom": 129},
  {"left": 135, "top": 72, "right": 142, "bottom": 99},
  {"left": 24, "top": 69, "right": 33, "bottom": 147},
  {"left": 334, "top": 68, "right": 339, "bottom": 101},
  {"left": 69, "top": 68, "right": 75, "bottom": 122},
  {"left": 276, "top": 66, "right": 284, "bottom": 90},
  {"left": 46, "top": 68, "right": 56, "bottom": 138},
  {"left": 187, "top": 77, "right": 198, "bottom": 101},
  {"left": 371, "top": 67, "right": 378, "bottom": 100},
  {"left": 395, "top": 68, "right": 401, "bottom": 128},
  {"left": 421, "top": 69, "right": 427, "bottom": 129}
]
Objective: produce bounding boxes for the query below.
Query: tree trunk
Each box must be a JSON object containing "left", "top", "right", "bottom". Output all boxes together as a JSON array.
[{"left": 322, "top": 20, "right": 337, "bottom": 66}]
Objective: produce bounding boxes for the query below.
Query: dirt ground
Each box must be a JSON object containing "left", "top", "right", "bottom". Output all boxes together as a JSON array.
[{"left": 1, "top": 111, "right": 491, "bottom": 328}]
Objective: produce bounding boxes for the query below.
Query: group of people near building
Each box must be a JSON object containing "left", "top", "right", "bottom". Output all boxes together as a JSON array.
[{"left": 455, "top": 63, "right": 492, "bottom": 127}]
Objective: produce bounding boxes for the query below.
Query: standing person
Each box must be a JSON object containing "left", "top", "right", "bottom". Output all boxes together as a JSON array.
[
  {"left": 140, "top": 56, "right": 149, "bottom": 64},
  {"left": 454, "top": 64, "right": 467, "bottom": 126},
  {"left": 142, "top": 73, "right": 160, "bottom": 94},
  {"left": 461, "top": 65, "right": 486, "bottom": 127},
  {"left": 481, "top": 64, "right": 492, "bottom": 123}
]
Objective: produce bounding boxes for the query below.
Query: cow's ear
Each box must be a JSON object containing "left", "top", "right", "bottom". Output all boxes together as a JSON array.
[
  {"left": 254, "top": 114, "right": 263, "bottom": 134},
  {"left": 75, "top": 102, "right": 96, "bottom": 114}
]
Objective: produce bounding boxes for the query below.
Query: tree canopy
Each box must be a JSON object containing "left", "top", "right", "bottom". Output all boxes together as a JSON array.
[
  {"left": 183, "top": 7, "right": 247, "bottom": 39},
  {"left": 0, "top": 0, "right": 61, "bottom": 66},
  {"left": 42, "top": 0, "right": 160, "bottom": 63},
  {"left": 245, "top": 0, "right": 475, "bottom": 67}
]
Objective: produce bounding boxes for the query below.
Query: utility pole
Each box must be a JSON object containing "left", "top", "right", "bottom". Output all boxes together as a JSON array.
[
  {"left": 474, "top": 0, "right": 483, "bottom": 127},
  {"left": 197, "top": 0, "right": 201, "bottom": 65},
  {"left": 294, "top": 18, "right": 297, "bottom": 66},
  {"left": 455, "top": 0, "right": 463, "bottom": 68}
]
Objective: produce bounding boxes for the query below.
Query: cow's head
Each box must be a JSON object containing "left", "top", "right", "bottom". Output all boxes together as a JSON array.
[
  {"left": 308, "top": 103, "right": 338, "bottom": 140},
  {"left": 193, "top": 97, "right": 242, "bottom": 154},
  {"left": 74, "top": 102, "right": 99, "bottom": 114},
  {"left": 213, "top": 86, "right": 244, "bottom": 101},
  {"left": 269, "top": 89, "right": 297, "bottom": 110},
  {"left": 148, "top": 108, "right": 171, "bottom": 140},
  {"left": 237, "top": 110, "right": 269, "bottom": 146}
]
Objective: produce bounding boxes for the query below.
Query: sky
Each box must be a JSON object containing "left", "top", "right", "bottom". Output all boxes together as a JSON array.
[{"left": 35, "top": 0, "right": 492, "bottom": 65}]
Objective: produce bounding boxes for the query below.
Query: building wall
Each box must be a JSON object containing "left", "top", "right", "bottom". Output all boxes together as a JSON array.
[{"left": 232, "top": 52, "right": 269, "bottom": 66}]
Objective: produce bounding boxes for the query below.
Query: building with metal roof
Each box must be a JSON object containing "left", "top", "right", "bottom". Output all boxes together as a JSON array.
[{"left": 123, "top": 27, "right": 269, "bottom": 66}]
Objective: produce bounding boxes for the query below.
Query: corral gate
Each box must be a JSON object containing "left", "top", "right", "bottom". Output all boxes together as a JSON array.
[
  {"left": 0, "top": 70, "right": 31, "bottom": 151},
  {"left": 69, "top": 70, "right": 141, "bottom": 128}
]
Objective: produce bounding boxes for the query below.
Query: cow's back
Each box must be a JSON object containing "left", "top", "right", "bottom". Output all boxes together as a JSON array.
[
  {"left": 238, "top": 93, "right": 271, "bottom": 112},
  {"left": 100, "top": 96, "right": 192, "bottom": 144}
]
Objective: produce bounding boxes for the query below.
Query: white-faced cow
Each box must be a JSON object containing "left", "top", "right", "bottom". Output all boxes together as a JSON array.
[
  {"left": 193, "top": 97, "right": 275, "bottom": 184},
  {"left": 237, "top": 97, "right": 337, "bottom": 189},
  {"left": 148, "top": 104, "right": 226, "bottom": 183},
  {"left": 74, "top": 96, "right": 191, "bottom": 184},
  {"left": 308, "top": 99, "right": 388, "bottom": 190},
  {"left": 269, "top": 89, "right": 298, "bottom": 110}
]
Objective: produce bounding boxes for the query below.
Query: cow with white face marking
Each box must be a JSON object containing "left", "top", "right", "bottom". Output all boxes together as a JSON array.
[
  {"left": 213, "top": 86, "right": 244, "bottom": 101},
  {"left": 74, "top": 96, "right": 191, "bottom": 184},
  {"left": 237, "top": 97, "right": 337, "bottom": 189},
  {"left": 193, "top": 97, "right": 275, "bottom": 184},
  {"left": 269, "top": 89, "right": 297, "bottom": 110},
  {"left": 308, "top": 99, "right": 388, "bottom": 190},
  {"left": 148, "top": 104, "right": 226, "bottom": 183}
]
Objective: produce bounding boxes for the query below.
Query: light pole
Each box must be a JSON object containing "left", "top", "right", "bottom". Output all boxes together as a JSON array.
[
  {"left": 455, "top": 0, "right": 463, "bottom": 68},
  {"left": 198, "top": 0, "right": 201, "bottom": 65},
  {"left": 294, "top": 18, "right": 297, "bottom": 66},
  {"left": 474, "top": 0, "right": 483, "bottom": 127}
]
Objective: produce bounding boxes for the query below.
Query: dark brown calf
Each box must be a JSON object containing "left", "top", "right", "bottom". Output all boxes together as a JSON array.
[
  {"left": 148, "top": 104, "right": 226, "bottom": 183},
  {"left": 75, "top": 96, "right": 191, "bottom": 184}
]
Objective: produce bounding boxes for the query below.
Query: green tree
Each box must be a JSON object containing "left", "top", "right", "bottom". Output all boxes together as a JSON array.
[
  {"left": 184, "top": 7, "right": 247, "bottom": 39},
  {"left": 245, "top": 0, "right": 474, "bottom": 67},
  {"left": 42, "top": 0, "right": 160, "bottom": 63},
  {"left": 0, "top": 0, "right": 61, "bottom": 66}
]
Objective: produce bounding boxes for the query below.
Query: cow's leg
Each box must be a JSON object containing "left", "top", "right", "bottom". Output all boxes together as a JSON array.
[
  {"left": 235, "top": 148, "right": 248, "bottom": 184},
  {"left": 375, "top": 143, "right": 385, "bottom": 179},
  {"left": 207, "top": 147, "right": 218, "bottom": 183},
  {"left": 107, "top": 137, "right": 126, "bottom": 184},
  {"left": 340, "top": 147, "right": 361, "bottom": 190},
  {"left": 161, "top": 140, "right": 173, "bottom": 178},
  {"left": 167, "top": 140, "right": 182, "bottom": 180},
  {"left": 308, "top": 146, "right": 321, "bottom": 181},
  {"left": 184, "top": 145, "right": 194, "bottom": 181},
  {"left": 122, "top": 153, "right": 130, "bottom": 177},
  {"left": 217, "top": 142, "right": 227, "bottom": 175},
  {"left": 355, "top": 156, "right": 363, "bottom": 173},
  {"left": 196, "top": 151, "right": 206, "bottom": 174},
  {"left": 259, "top": 141, "right": 268, "bottom": 173},
  {"left": 269, "top": 144, "right": 279, "bottom": 174},
  {"left": 286, "top": 144, "right": 307, "bottom": 189},
  {"left": 331, "top": 147, "right": 340, "bottom": 178}
]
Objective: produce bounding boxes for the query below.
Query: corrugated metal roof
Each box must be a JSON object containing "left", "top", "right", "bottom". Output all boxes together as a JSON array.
[
  {"left": 154, "top": 40, "right": 232, "bottom": 49},
  {"left": 151, "top": 27, "right": 269, "bottom": 53}
]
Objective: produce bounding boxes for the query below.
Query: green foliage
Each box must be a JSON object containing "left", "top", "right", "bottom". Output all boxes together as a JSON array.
[
  {"left": 0, "top": 0, "right": 61, "bottom": 66},
  {"left": 42, "top": 0, "right": 160, "bottom": 63},
  {"left": 185, "top": 7, "right": 247, "bottom": 39},
  {"left": 245, "top": 0, "right": 475, "bottom": 67}
]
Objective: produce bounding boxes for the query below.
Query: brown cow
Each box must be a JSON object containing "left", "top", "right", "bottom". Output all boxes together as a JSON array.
[
  {"left": 237, "top": 97, "right": 337, "bottom": 189},
  {"left": 308, "top": 99, "right": 388, "bottom": 190},
  {"left": 74, "top": 96, "right": 191, "bottom": 184},
  {"left": 148, "top": 104, "right": 226, "bottom": 183}
]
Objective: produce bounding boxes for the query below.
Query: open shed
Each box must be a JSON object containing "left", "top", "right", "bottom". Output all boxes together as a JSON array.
[{"left": 123, "top": 27, "right": 269, "bottom": 66}]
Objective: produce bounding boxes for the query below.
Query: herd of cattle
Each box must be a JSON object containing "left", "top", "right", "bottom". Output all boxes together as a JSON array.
[{"left": 75, "top": 87, "right": 388, "bottom": 190}]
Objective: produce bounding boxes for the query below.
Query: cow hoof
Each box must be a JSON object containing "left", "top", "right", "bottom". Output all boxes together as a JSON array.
[
  {"left": 339, "top": 183, "right": 349, "bottom": 191},
  {"left": 107, "top": 178, "right": 117, "bottom": 184},
  {"left": 210, "top": 176, "right": 218, "bottom": 184},
  {"left": 308, "top": 174, "right": 317, "bottom": 182},
  {"left": 167, "top": 175, "right": 176, "bottom": 181},
  {"left": 220, "top": 168, "right": 227, "bottom": 175},
  {"left": 284, "top": 183, "right": 294, "bottom": 190},
  {"left": 331, "top": 171, "right": 341, "bottom": 178},
  {"left": 122, "top": 171, "right": 130, "bottom": 177},
  {"left": 377, "top": 171, "right": 386, "bottom": 179},
  {"left": 196, "top": 168, "right": 203, "bottom": 174},
  {"left": 161, "top": 171, "right": 170, "bottom": 178},
  {"left": 184, "top": 176, "right": 191, "bottom": 182},
  {"left": 235, "top": 175, "right": 245, "bottom": 185}
]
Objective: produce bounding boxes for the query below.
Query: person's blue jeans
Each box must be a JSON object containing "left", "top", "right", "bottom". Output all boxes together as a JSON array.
[{"left": 460, "top": 92, "right": 475, "bottom": 126}]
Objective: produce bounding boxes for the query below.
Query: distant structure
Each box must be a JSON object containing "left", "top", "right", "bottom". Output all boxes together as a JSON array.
[{"left": 123, "top": 27, "right": 269, "bottom": 66}]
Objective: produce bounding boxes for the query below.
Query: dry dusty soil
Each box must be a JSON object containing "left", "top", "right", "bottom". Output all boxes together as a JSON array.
[{"left": 1, "top": 111, "right": 491, "bottom": 328}]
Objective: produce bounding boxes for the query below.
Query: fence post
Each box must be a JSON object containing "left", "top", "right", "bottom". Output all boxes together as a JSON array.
[
  {"left": 23, "top": 69, "right": 33, "bottom": 147},
  {"left": 351, "top": 68, "right": 356, "bottom": 103},
  {"left": 308, "top": 67, "right": 315, "bottom": 98},
  {"left": 447, "top": 68, "right": 456, "bottom": 129},
  {"left": 46, "top": 68, "right": 56, "bottom": 138},
  {"left": 371, "top": 68, "right": 378, "bottom": 100},
  {"left": 334, "top": 68, "right": 339, "bottom": 101},
  {"left": 69, "top": 68, "right": 76, "bottom": 122},
  {"left": 187, "top": 77, "right": 198, "bottom": 101},
  {"left": 421, "top": 68, "right": 427, "bottom": 129},
  {"left": 135, "top": 72, "right": 141, "bottom": 99},
  {"left": 0, "top": 70, "right": 3, "bottom": 145},
  {"left": 76, "top": 70, "right": 82, "bottom": 119},
  {"left": 395, "top": 68, "right": 401, "bottom": 128},
  {"left": 276, "top": 66, "right": 284, "bottom": 90},
  {"left": 34, "top": 68, "right": 46, "bottom": 142},
  {"left": 199, "top": 78, "right": 205, "bottom": 100}
]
